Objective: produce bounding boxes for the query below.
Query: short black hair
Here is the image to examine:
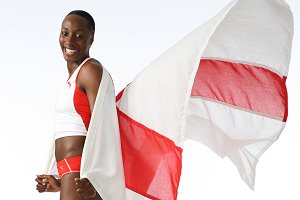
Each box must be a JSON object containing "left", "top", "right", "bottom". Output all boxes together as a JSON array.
[{"left": 67, "top": 10, "right": 95, "bottom": 34}]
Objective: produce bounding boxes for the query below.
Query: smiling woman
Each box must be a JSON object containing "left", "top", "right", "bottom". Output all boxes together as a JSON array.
[
  {"left": 35, "top": 10, "right": 103, "bottom": 200},
  {"left": 60, "top": 11, "right": 95, "bottom": 66}
]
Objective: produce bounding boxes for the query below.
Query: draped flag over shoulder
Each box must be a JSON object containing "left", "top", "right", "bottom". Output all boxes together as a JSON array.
[
  {"left": 45, "top": 68, "right": 126, "bottom": 200},
  {"left": 117, "top": 0, "right": 294, "bottom": 199}
]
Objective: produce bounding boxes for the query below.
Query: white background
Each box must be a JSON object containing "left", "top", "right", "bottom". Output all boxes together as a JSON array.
[{"left": 0, "top": 0, "right": 299, "bottom": 199}]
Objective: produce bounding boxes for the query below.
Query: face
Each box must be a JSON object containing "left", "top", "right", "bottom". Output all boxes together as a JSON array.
[{"left": 59, "top": 14, "right": 94, "bottom": 65}]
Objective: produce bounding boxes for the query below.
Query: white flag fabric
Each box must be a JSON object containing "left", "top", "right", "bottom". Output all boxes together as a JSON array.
[{"left": 116, "top": 0, "right": 293, "bottom": 199}]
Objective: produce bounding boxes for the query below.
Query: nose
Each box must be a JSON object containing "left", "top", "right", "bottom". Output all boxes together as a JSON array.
[{"left": 64, "top": 33, "right": 76, "bottom": 45}]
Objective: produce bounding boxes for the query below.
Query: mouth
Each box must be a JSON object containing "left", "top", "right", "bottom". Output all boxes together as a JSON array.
[{"left": 64, "top": 48, "right": 78, "bottom": 55}]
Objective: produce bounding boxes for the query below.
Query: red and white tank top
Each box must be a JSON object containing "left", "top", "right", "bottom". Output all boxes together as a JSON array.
[{"left": 54, "top": 58, "right": 92, "bottom": 139}]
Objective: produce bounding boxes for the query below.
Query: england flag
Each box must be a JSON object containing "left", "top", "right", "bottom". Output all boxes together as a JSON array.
[{"left": 116, "top": 0, "right": 293, "bottom": 199}]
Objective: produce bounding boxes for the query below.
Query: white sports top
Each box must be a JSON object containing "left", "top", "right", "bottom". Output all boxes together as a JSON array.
[{"left": 54, "top": 58, "right": 92, "bottom": 139}]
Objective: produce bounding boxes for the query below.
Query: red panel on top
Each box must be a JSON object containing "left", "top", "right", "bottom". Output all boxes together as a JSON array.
[{"left": 74, "top": 86, "right": 91, "bottom": 130}]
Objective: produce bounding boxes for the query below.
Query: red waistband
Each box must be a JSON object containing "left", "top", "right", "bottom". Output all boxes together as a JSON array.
[{"left": 57, "top": 155, "right": 82, "bottom": 178}]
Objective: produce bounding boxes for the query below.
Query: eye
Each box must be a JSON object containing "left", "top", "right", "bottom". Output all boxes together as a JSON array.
[
  {"left": 75, "top": 33, "right": 83, "bottom": 38},
  {"left": 61, "top": 31, "right": 68, "bottom": 36}
]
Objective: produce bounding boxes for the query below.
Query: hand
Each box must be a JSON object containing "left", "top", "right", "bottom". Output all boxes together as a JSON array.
[
  {"left": 36, "top": 175, "right": 61, "bottom": 193},
  {"left": 75, "top": 178, "right": 97, "bottom": 199}
]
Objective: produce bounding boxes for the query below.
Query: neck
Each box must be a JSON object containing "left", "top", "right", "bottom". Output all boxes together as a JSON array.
[{"left": 66, "top": 56, "right": 89, "bottom": 76}]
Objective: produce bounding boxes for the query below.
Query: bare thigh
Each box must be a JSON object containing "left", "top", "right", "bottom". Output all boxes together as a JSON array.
[{"left": 60, "top": 173, "right": 102, "bottom": 200}]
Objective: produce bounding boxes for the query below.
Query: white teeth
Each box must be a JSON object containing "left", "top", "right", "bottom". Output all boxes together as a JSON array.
[{"left": 65, "top": 48, "right": 77, "bottom": 55}]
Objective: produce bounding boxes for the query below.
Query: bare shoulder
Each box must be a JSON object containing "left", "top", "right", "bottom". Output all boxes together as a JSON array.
[
  {"left": 77, "top": 59, "right": 103, "bottom": 89},
  {"left": 81, "top": 59, "right": 103, "bottom": 78},
  {"left": 78, "top": 59, "right": 103, "bottom": 81}
]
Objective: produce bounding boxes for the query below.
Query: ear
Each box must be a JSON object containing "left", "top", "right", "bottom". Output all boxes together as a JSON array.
[{"left": 90, "top": 35, "right": 94, "bottom": 46}]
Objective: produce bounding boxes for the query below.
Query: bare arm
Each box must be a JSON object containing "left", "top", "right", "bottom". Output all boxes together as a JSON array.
[
  {"left": 75, "top": 59, "right": 103, "bottom": 199},
  {"left": 77, "top": 59, "right": 103, "bottom": 113}
]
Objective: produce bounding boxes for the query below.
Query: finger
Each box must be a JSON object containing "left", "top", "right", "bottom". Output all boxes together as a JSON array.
[
  {"left": 37, "top": 178, "right": 48, "bottom": 186},
  {"left": 37, "top": 188, "right": 48, "bottom": 193},
  {"left": 36, "top": 176, "right": 44, "bottom": 183},
  {"left": 36, "top": 183, "right": 49, "bottom": 191},
  {"left": 36, "top": 182, "right": 46, "bottom": 188},
  {"left": 83, "top": 187, "right": 97, "bottom": 199},
  {"left": 36, "top": 185, "right": 47, "bottom": 193},
  {"left": 78, "top": 181, "right": 96, "bottom": 199},
  {"left": 75, "top": 177, "right": 80, "bottom": 184},
  {"left": 36, "top": 174, "right": 48, "bottom": 179},
  {"left": 76, "top": 181, "right": 91, "bottom": 196},
  {"left": 76, "top": 178, "right": 88, "bottom": 185},
  {"left": 37, "top": 175, "right": 53, "bottom": 181},
  {"left": 75, "top": 178, "right": 84, "bottom": 189},
  {"left": 37, "top": 188, "right": 45, "bottom": 193},
  {"left": 75, "top": 178, "right": 88, "bottom": 188},
  {"left": 35, "top": 178, "right": 42, "bottom": 183},
  {"left": 36, "top": 175, "right": 50, "bottom": 184},
  {"left": 76, "top": 187, "right": 84, "bottom": 195},
  {"left": 77, "top": 186, "right": 93, "bottom": 198},
  {"left": 42, "top": 178, "right": 49, "bottom": 186}
]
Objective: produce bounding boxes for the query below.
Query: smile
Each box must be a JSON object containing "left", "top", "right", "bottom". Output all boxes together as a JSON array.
[{"left": 65, "top": 48, "right": 78, "bottom": 55}]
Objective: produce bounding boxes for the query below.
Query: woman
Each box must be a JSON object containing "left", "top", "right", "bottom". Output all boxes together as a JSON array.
[{"left": 36, "top": 10, "right": 103, "bottom": 200}]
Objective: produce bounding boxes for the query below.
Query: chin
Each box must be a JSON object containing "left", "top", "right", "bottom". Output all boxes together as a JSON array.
[{"left": 63, "top": 54, "right": 78, "bottom": 63}]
